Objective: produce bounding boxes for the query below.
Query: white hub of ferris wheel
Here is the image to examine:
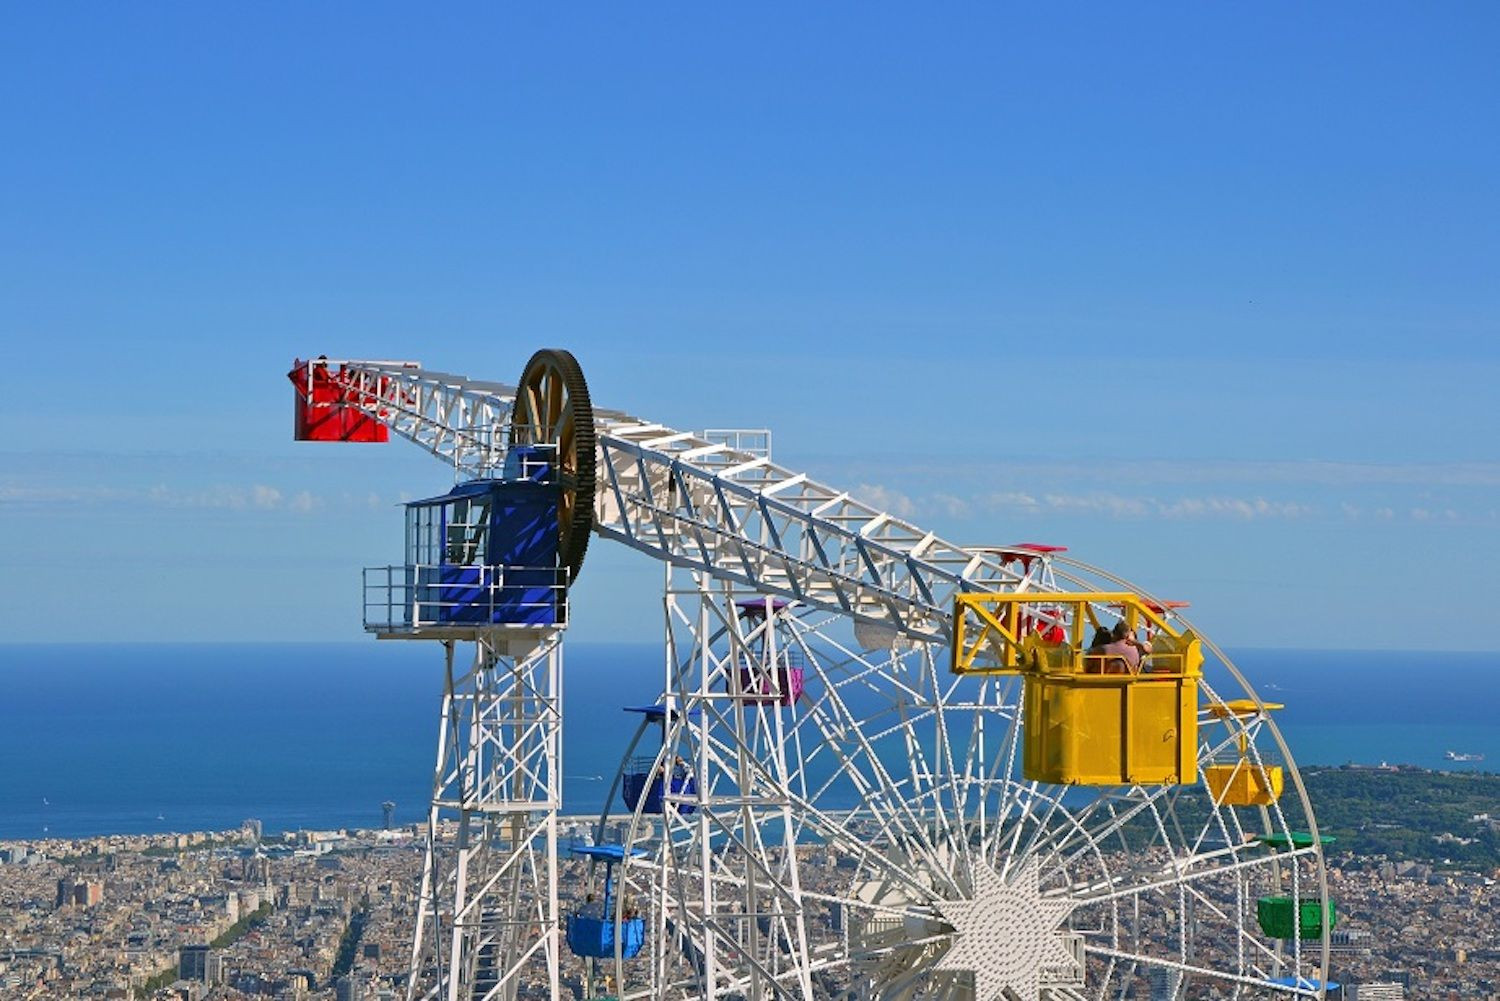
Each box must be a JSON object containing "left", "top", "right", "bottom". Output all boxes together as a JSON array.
[
  {"left": 931, "top": 859, "right": 1078, "bottom": 1001},
  {"left": 289, "top": 351, "right": 1340, "bottom": 1001}
]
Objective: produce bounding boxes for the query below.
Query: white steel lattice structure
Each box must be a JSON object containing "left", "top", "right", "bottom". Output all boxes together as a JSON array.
[
  {"left": 406, "top": 634, "right": 564, "bottom": 1001},
  {"left": 291, "top": 355, "right": 1337, "bottom": 1001}
]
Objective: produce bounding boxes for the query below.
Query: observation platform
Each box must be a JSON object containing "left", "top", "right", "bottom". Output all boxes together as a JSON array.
[
  {"left": 363, "top": 452, "right": 569, "bottom": 639},
  {"left": 363, "top": 563, "right": 567, "bottom": 639}
]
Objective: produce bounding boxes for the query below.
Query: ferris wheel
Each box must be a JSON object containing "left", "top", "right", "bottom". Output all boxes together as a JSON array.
[
  {"left": 582, "top": 566, "right": 1333, "bottom": 1001},
  {"left": 289, "top": 351, "right": 1337, "bottom": 1001}
]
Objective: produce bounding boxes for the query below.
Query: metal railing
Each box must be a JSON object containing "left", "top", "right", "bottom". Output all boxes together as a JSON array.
[
  {"left": 362, "top": 564, "right": 568, "bottom": 632},
  {"left": 952, "top": 591, "right": 1202, "bottom": 677},
  {"left": 1205, "top": 746, "right": 1285, "bottom": 769},
  {"left": 700, "top": 428, "right": 771, "bottom": 462}
]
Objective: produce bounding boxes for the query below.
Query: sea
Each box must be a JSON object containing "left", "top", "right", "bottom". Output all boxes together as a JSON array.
[{"left": 0, "top": 643, "right": 1495, "bottom": 841}]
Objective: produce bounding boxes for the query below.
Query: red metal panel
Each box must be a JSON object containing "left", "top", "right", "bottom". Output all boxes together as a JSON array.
[{"left": 288, "top": 360, "right": 390, "bottom": 442}]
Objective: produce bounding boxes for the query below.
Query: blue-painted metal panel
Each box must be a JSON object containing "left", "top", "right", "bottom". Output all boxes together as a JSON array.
[
  {"left": 403, "top": 471, "right": 563, "bottom": 626},
  {"left": 622, "top": 704, "right": 702, "bottom": 720},
  {"left": 621, "top": 771, "right": 697, "bottom": 816},
  {"left": 570, "top": 844, "right": 647, "bottom": 862}
]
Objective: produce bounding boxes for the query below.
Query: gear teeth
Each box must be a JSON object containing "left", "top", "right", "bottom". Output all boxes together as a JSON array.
[{"left": 510, "top": 348, "right": 596, "bottom": 584}]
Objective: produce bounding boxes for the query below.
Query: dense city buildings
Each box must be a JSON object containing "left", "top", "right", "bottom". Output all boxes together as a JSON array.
[
  {"left": 0, "top": 820, "right": 1495, "bottom": 999},
  {"left": 0, "top": 824, "right": 421, "bottom": 1000}
]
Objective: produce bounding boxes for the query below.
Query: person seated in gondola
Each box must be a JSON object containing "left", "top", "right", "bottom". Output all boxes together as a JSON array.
[
  {"left": 648, "top": 756, "right": 689, "bottom": 806},
  {"left": 1084, "top": 625, "right": 1114, "bottom": 673},
  {"left": 1097, "top": 620, "right": 1151, "bottom": 674}
]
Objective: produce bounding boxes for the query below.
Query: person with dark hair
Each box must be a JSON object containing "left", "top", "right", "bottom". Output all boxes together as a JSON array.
[
  {"left": 1098, "top": 619, "right": 1151, "bottom": 673},
  {"left": 1080, "top": 625, "right": 1113, "bottom": 674}
]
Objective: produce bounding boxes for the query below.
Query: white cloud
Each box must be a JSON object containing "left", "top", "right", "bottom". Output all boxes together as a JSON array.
[
  {"left": 1158, "top": 497, "right": 1311, "bottom": 520},
  {"left": 1044, "top": 493, "right": 1153, "bottom": 518},
  {"left": 0, "top": 485, "right": 138, "bottom": 505},
  {"left": 178, "top": 486, "right": 251, "bottom": 510},
  {"left": 0, "top": 483, "right": 328, "bottom": 515},
  {"left": 984, "top": 491, "right": 1042, "bottom": 513},
  {"left": 924, "top": 493, "right": 973, "bottom": 519},
  {"left": 937, "top": 489, "right": 1313, "bottom": 521},
  {"left": 852, "top": 483, "right": 915, "bottom": 518},
  {"left": 847, "top": 456, "right": 1500, "bottom": 489},
  {"left": 1125, "top": 459, "right": 1500, "bottom": 488}
]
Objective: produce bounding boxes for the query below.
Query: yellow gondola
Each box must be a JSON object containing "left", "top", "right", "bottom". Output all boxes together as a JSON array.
[
  {"left": 1203, "top": 700, "right": 1285, "bottom": 806},
  {"left": 953, "top": 592, "right": 1202, "bottom": 786}
]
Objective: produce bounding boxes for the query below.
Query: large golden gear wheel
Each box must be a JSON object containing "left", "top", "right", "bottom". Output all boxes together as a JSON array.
[{"left": 509, "top": 348, "right": 596, "bottom": 583}]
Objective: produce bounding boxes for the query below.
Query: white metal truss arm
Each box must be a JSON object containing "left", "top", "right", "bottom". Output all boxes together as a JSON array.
[
  {"left": 320, "top": 360, "right": 519, "bottom": 479},
  {"left": 318, "top": 361, "right": 1043, "bottom": 640},
  {"left": 592, "top": 416, "right": 1032, "bottom": 643}
]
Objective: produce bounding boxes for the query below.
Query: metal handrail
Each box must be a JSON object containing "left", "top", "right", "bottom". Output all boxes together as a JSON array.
[
  {"left": 952, "top": 591, "right": 1201, "bottom": 677},
  {"left": 362, "top": 563, "right": 568, "bottom": 631}
]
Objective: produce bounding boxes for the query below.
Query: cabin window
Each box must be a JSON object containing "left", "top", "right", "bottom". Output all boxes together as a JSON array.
[
  {"left": 445, "top": 497, "right": 490, "bottom": 566},
  {"left": 405, "top": 504, "right": 443, "bottom": 566}
]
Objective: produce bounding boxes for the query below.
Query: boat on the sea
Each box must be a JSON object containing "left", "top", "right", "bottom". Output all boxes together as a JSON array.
[{"left": 1445, "top": 750, "right": 1485, "bottom": 762}]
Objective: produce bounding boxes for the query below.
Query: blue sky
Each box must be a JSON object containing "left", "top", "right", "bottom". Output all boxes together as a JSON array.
[{"left": 2, "top": 4, "right": 1496, "bottom": 650}]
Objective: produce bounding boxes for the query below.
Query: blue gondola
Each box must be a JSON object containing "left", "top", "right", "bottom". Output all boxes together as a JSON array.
[
  {"left": 1266, "top": 976, "right": 1341, "bottom": 996},
  {"left": 621, "top": 757, "right": 696, "bottom": 814},
  {"left": 619, "top": 705, "right": 697, "bottom": 816},
  {"left": 565, "top": 845, "right": 646, "bottom": 961}
]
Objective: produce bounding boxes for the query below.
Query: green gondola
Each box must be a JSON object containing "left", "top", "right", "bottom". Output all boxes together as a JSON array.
[
  {"left": 1256, "top": 896, "right": 1337, "bottom": 939},
  {"left": 1254, "top": 831, "right": 1336, "bottom": 850}
]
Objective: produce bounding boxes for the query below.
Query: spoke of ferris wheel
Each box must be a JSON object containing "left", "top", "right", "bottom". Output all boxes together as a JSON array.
[
  {"left": 1174, "top": 877, "right": 1280, "bottom": 967},
  {"left": 649, "top": 756, "right": 959, "bottom": 978},
  {"left": 666, "top": 630, "right": 948, "bottom": 883},
  {"left": 696, "top": 693, "right": 1040, "bottom": 918},
  {"left": 646, "top": 862, "right": 806, "bottom": 999},
  {"left": 782, "top": 685, "right": 963, "bottom": 892},
  {"left": 985, "top": 776, "right": 1263, "bottom": 924},
  {"left": 1069, "top": 843, "right": 1309, "bottom": 911},
  {"left": 687, "top": 724, "right": 937, "bottom": 907},
  {"left": 978, "top": 686, "right": 1037, "bottom": 867},
  {"left": 779, "top": 643, "right": 965, "bottom": 829},
  {"left": 1087, "top": 943, "right": 1317, "bottom": 997}
]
